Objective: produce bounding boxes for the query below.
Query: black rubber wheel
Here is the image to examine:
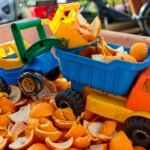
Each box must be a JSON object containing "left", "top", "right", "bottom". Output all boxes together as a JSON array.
[
  {"left": 19, "top": 71, "right": 44, "bottom": 96},
  {"left": 55, "top": 89, "right": 84, "bottom": 117},
  {"left": 0, "top": 77, "right": 10, "bottom": 94},
  {"left": 139, "top": 2, "right": 150, "bottom": 36},
  {"left": 44, "top": 67, "right": 60, "bottom": 81},
  {"left": 124, "top": 116, "right": 150, "bottom": 147}
]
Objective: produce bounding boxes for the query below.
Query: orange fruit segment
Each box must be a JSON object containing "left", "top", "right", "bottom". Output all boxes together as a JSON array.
[
  {"left": 26, "top": 118, "right": 39, "bottom": 131},
  {"left": 72, "top": 136, "right": 91, "bottom": 149},
  {"left": 129, "top": 43, "right": 148, "bottom": 62},
  {"left": 45, "top": 136, "right": 73, "bottom": 150},
  {"left": 65, "top": 122, "right": 86, "bottom": 139},
  {"left": 30, "top": 102, "right": 54, "bottom": 118},
  {"left": 109, "top": 131, "right": 133, "bottom": 150},
  {"left": 27, "top": 143, "right": 50, "bottom": 150}
]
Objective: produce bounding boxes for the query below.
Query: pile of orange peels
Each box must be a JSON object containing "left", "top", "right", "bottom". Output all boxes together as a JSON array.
[
  {"left": 79, "top": 37, "right": 148, "bottom": 63},
  {"left": 0, "top": 76, "right": 146, "bottom": 150}
]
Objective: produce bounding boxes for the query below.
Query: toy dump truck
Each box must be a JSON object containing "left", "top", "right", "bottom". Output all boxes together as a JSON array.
[
  {"left": 0, "top": 18, "right": 66, "bottom": 95},
  {"left": 54, "top": 42, "right": 150, "bottom": 147}
]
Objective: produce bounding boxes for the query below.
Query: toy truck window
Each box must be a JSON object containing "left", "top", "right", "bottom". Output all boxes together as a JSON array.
[{"left": 142, "top": 79, "right": 150, "bottom": 93}]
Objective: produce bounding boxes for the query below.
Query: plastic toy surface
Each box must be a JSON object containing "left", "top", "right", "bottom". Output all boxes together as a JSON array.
[
  {"left": 0, "top": 18, "right": 66, "bottom": 95},
  {"left": 42, "top": 2, "right": 92, "bottom": 48},
  {"left": 54, "top": 43, "right": 150, "bottom": 147}
]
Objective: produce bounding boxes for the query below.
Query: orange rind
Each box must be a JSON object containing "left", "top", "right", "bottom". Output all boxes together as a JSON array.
[
  {"left": 52, "top": 116, "right": 74, "bottom": 129},
  {"left": 30, "top": 102, "right": 54, "bottom": 118},
  {"left": 0, "top": 136, "right": 9, "bottom": 150},
  {"left": 89, "top": 143, "right": 108, "bottom": 150},
  {"left": 99, "top": 120, "right": 117, "bottom": 136},
  {"left": 9, "top": 85, "right": 21, "bottom": 104},
  {"left": 45, "top": 136, "right": 73, "bottom": 150},
  {"left": 9, "top": 130, "right": 34, "bottom": 150},
  {"left": 83, "top": 110, "right": 95, "bottom": 121},
  {"left": 72, "top": 136, "right": 91, "bottom": 149},
  {"left": 35, "top": 127, "right": 63, "bottom": 142},
  {"left": 10, "top": 122, "right": 26, "bottom": 142},
  {"left": 109, "top": 130, "right": 133, "bottom": 150},
  {"left": 0, "top": 95, "right": 16, "bottom": 114},
  {"left": 62, "top": 107, "right": 76, "bottom": 121},
  {"left": 39, "top": 120, "right": 58, "bottom": 132},
  {"left": 53, "top": 108, "right": 66, "bottom": 120},
  {"left": 87, "top": 122, "right": 102, "bottom": 138},
  {"left": 54, "top": 77, "right": 71, "bottom": 91},
  {"left": 0, "top": 113, "right": 11, "bottom": 127},
  {"left": 26, "top": 118, "right": 39, "bottom": 131},
  {"left": 65, "top": 122, "right": 86, "bottom": 139},
  {"left": 27, "top": 143, "right": 50, "bottom": 150},
  {"left": 9, "top": 104, "right": 30, "bottom": 122}
]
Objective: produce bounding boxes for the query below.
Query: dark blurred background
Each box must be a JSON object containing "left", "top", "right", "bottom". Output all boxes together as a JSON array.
[{"left": 1, "top": 0, "right": 150, "bottom": 35}]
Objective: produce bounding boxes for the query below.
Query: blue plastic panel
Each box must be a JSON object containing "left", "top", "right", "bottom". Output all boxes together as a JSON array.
[{"left": 55, "top": 43, "right": 150, "bottom": 95}]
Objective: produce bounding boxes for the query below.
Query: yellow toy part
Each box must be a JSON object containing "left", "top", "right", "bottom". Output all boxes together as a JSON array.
[
  {"left": 85, "top": 91, "right": 150, "bottom": 123},
  {"left": 0, "top": 40, "right": 30, "bottom": 70},
  {"left": 42, "top": 2, "right": 93, "bottom": 48}
]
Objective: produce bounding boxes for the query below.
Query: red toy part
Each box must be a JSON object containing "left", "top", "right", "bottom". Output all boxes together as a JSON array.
[
  {"left": 126, "top": 67, "right": 150, "bottom": 112},
  {"left": 29, "top": 4, "right": 57, "bottom": 20}
]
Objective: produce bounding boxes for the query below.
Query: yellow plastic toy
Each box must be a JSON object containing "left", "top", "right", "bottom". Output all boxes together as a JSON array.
[
  {"left": 0, "top": 40, "right": 30, "bottom": 70},
  {"left": 42, "top": 2, "right": 94, "bottom": 48}
]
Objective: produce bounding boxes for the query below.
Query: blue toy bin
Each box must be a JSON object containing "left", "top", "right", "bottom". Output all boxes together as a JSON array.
[{"left": 55, "top": 43, "right": 150, "bottom": 95}]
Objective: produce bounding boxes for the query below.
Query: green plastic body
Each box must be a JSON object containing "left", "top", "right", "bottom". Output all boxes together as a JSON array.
[{"left": 11, "top": 18, "right": 67, "bottom": 64}]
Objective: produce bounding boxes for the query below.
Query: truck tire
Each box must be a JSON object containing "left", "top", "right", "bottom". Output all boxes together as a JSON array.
[
  {"left": 55, "top": 89, "right": 84, "bottom": 117},
  {"left": 44, "top": 67, "right": 60, "bottom": 81},
  {"left": 19, "top": 71, "right": 44, "bottom": 96},
  {"left": 0, "top": 77, "right": 10, "bottom": 94},
  {"left": 124, "top": 116, "right": 150, "bottom": 147}
]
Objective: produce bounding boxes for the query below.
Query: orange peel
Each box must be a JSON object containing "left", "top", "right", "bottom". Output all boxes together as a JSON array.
[
  {"left": 99, "top": 120, "right": 117, "bottom": 136},
  {"left": 27, "top": 143, "right": 50, "bottom": 150},
  {"left": 30, "top": 102, "right": 54, "bottom": 118},
  {"left": 109, "top": 130, "right": 133, "bottom": 150},
  {"left": 9, "top": 130, "right": 34, "bottom": 150},
  {"left": 0, "top": 96, "right": 16, "bottom": 114},
  {"left": 0, "top": 113, "right": 11, "bottom": 127},
  {"left": 35, "top": 128, "right": 63, "bottom": 142},
  {"left": 52, "top": 116, "right": 74, "bottom": 129},
  {"left": 0, "top": 136, "right": 9, "bottom": 150},
  {"left": 9, "top": 85, "right": 21, "bottom": 104},
  {"left": 83, "top": 110, "right": 95, "bottom": 121},
  {"left": 65, "top": 122, "right": 86, "bottom": 139},
  {"left": 9, "top": 104, "right": 30, "bottom": 122},
  {"left": 72, "top": 136, "right": 91, "bottom": 149},
  {"left": 62, "top": 107, "right": 76, "bottom": 121},
  {"left": 39, "top": 120, "right": 58, "bottom": 132},
  {"left": 45, "top": 136, "right": 73, "bottom": 150},
  {"left": 89, "top": 143, "right": 108, "bottom": 150},
  {"left": 53, "top": 108, "right": 66, "bottom": 120}
]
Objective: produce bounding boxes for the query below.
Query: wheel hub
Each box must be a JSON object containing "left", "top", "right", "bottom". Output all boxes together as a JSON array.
[{"left": 22, "top": 78, "right": 35, "bottom": 93}]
